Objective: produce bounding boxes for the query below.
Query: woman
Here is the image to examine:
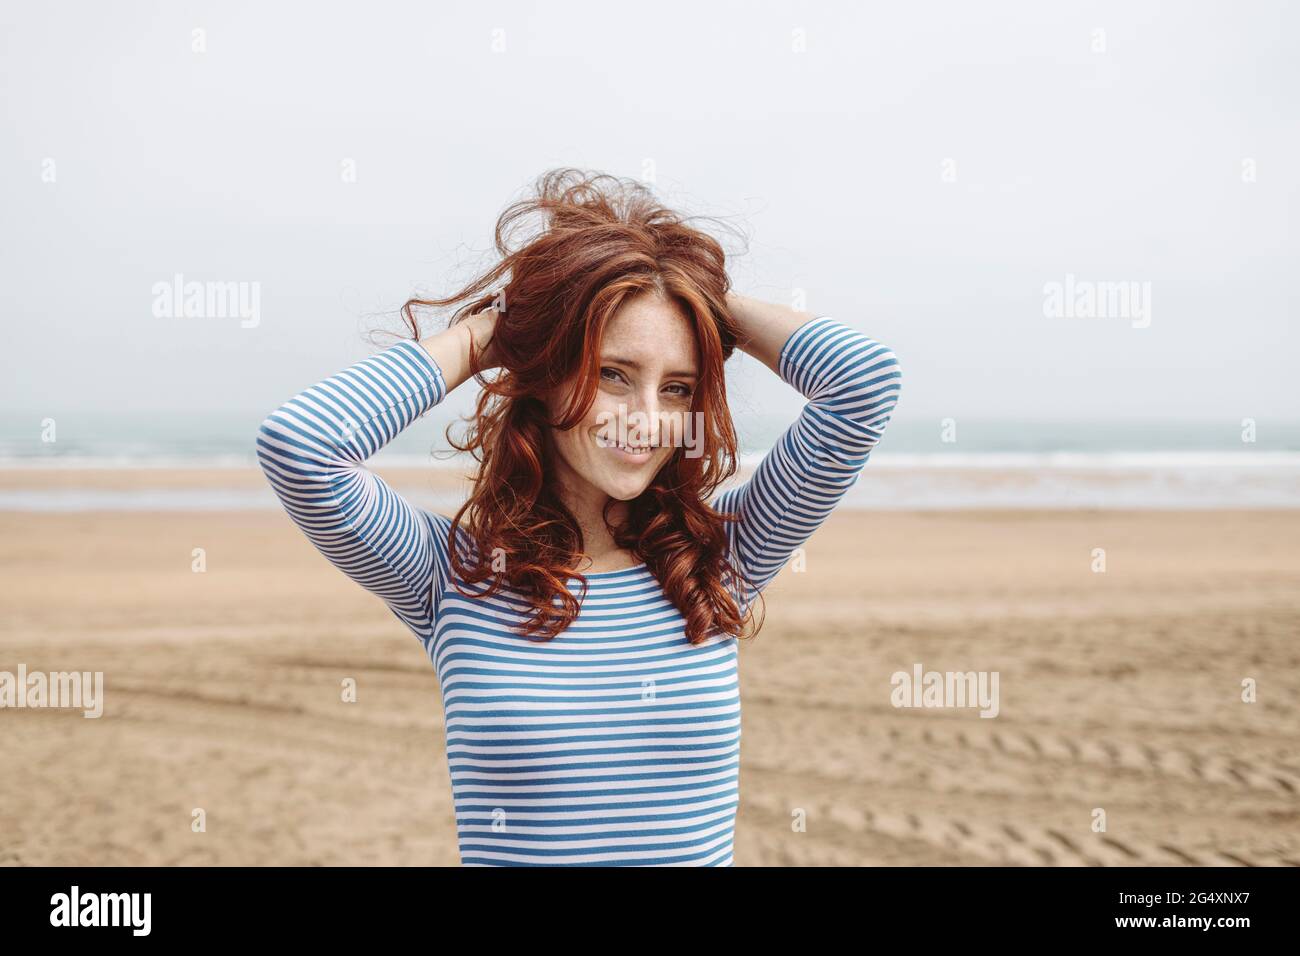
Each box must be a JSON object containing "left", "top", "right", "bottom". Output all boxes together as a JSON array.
[{"left": 256, "top": 169, "right": 902, "bottom": 866}]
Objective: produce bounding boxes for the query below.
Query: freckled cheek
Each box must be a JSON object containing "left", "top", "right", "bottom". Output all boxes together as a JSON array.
[
  {"left": 551, "top": 426, "right": 594, "bottom": 468},
  {"left": 584, "top": 400, "right": 621, "bottom": 443}
]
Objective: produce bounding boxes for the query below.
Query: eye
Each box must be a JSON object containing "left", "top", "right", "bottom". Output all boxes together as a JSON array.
[
  {"left": 599, "top": 367, "right": 626, "bottom": 384},
  {"left": 664, "top": 383, "right": 693, "bottom": 398}
]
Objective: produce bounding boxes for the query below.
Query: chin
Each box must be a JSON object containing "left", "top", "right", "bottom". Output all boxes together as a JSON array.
[
  {"left": 581, "top": 454, "right": 672, "bottom": 502},
  {"left": 604, "top": 479, "right": 649, "bottom": 502}
]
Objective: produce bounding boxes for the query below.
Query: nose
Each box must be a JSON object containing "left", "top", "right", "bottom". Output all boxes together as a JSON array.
[{"left": 630, "top": 387, "right": 663, "bottom": 447}]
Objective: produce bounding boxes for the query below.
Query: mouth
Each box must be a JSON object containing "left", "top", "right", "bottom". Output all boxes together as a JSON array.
[{"left": 597, "top": 436, "right": 657, "bottom": 461}]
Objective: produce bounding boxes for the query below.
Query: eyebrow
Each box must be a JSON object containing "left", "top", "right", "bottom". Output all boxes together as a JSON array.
[{"left": 603, "top": 356, "right": 699, "bottom": 379}]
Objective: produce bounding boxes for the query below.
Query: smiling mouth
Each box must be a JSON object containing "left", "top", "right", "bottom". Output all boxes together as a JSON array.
[{"left": 597, "top": 436, "right": 657, "bottom": 459}]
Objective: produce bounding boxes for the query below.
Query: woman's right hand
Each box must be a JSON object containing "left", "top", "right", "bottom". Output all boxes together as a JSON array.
[
  {"left": 417, "top": 306, "right": 502, "bottom": 394},
  {"left": 463, "top": 307, "right": 502, "bottom": 375}
]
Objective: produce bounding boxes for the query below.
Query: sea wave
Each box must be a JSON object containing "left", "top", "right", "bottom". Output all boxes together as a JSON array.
[
  {"left": 1, "top": 450, "right": 1297, "bottom": 511},
  {"left": 5, "top": 449, "right": 1300, "bottom": 471}
]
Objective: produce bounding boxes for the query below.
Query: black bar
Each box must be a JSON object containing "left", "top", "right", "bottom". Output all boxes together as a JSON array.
[{"left": 0, "top": 866, "right": 1290, "bottom": 941}]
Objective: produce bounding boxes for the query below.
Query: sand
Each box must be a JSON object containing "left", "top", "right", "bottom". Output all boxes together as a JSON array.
[{"left": 1, "top": 475, "right": 1298, "bottom": 866}]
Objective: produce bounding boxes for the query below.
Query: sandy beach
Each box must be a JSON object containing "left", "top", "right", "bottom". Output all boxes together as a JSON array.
[{"left": 1, "top": 468, "right": 1298, "bottom": 866}]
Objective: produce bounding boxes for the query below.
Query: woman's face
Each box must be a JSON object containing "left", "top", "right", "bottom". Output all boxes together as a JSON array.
[{"left": 546, "top": 293, "right": 701, "bottom": 505}]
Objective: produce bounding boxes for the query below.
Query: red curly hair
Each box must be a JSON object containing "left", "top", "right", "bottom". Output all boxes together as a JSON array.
[{"left": 401, "top": 169, "right": 762, "bottom": 644}]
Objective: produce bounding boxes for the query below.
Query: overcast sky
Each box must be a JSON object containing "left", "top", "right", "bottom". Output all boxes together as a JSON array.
[{"left": 2, "top": 0, "right": 1295, "bottom": 435}]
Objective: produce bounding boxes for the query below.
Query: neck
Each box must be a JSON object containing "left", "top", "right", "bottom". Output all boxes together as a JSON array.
[
  {"left": 571, "top": 488, "right": 628, "bottom": 560},
  {"left": 550, "top": 473, "right": 628, "bottom": 563}
]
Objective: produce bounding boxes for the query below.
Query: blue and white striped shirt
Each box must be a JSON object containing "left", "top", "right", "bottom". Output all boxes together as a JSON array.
[{"left": 256, "top": 315, "right": 901, "bottom": 865}]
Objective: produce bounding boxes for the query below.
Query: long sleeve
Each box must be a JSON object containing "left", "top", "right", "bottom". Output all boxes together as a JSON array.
[
  {"left": 714, "top": 315, "right": 902, "bottom": 613},
  {"left": 255, "top": 339, "right": 455, "bottom": 651}
]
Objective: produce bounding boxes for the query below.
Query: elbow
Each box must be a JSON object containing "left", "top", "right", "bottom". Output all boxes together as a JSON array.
[
  {"left": 254, "top": 413, "right": 285, "bottom": 483},
  {"left": 864, "top": 347, "right": 902, "bottom": 443},
  {"left": 828, "top": 342, "right": 902, "bottom": 459},
  {"left": 867, "top": 344, "right": 902, "bottom": 425},
  {"left": 255, "top": 409, "right": 322, "bottom": 502},
  {"left": 255, "top": 401, "right": 310, "bottom": 486},
  {"left": 866, "top": 341, "right": 902, "bottom": 390},
  {"left": 255, "top": 403, "right": 360, "bottom": 498}
]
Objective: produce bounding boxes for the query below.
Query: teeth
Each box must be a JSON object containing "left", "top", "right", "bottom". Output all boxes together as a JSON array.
[{"left": 597, "top": 436, "right": 654, "bottom": 452}]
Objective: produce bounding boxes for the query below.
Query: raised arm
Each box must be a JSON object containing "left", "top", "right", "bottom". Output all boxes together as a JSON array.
[
  {"left": 714, "top": 293, "right": 902, "bottom": 613},
  {"left": 255, "top": 310, "right": 498, "bottom": 650}
]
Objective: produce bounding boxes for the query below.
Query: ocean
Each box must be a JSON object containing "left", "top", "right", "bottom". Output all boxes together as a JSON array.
[{"left": 2, "top": 412, "right": 1298, "bottom": 511}]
